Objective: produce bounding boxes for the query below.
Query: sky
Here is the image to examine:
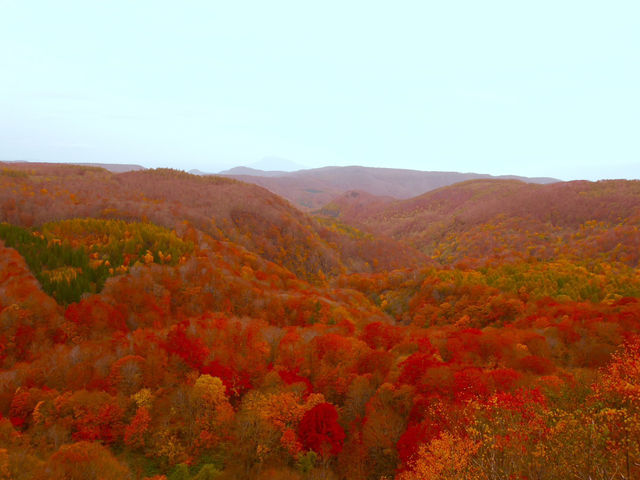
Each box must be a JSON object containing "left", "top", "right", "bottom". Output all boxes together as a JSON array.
[{"left": 0, "top": 1, "right": 638, "bottom": 180}]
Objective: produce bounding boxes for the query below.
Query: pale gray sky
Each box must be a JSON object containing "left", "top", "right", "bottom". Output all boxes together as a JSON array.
[{"left": 1, "top": 1, "right": 638, "bottom": 180}]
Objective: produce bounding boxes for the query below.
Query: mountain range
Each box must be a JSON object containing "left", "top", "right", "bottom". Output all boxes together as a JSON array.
[{"left": 215, "top": 165, "right": 559, "bottom": 210}]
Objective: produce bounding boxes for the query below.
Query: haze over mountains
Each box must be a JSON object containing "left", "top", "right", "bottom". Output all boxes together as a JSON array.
[
  {"left": 0, "top": 161, "right": 425, "bottom": 278},
  {"left": 3, "top": 161, "right": 635, "bottom": 272},
  {"left": 211, "top": 165, "right": 559, "bottom": 210},
  {"left": 1, "top": 160, "right": 146, "bottom": 173},
  {"left": 6, "top": 160, "right": 560, "bottom": 211},
  {"left": 320, "top": 178, "right": 640, "bottom": 267}
]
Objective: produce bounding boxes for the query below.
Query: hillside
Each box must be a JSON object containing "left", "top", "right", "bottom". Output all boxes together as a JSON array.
[
  {"left": 71, "top": 163, "right": 146, "bottom": 173},
  {"left": 217, "top": 165, "right": 558, "bottom": 210},
  {"left": 0, "top": 162, "right": 423, "bottom": 280},
  {"left": 321, "top": 179, "right": 640, "bottom": 266},
  {"left": 1, "top": 164, "right": 640, "bottom": 479}
]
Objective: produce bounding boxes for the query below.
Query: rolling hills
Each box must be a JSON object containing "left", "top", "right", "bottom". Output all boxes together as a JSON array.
[
  {"left": 216, "top": 165, "right": 559, "bottom": 210},
  {"left": 320, "top": 178, "right": 640, "bottom": 266},
  {"left": 0, "top": 162, "right": 424, "bottom": 280},
  {"left": 1, "top": 161, "right": 640, "bottom": 480}
]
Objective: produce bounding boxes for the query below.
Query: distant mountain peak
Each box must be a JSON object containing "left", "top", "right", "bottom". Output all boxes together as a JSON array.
[{"left": 249, "top": 156, "right": 306, "bottom": 172}]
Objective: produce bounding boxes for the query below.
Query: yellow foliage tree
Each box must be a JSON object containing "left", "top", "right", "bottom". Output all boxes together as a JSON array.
[{"left": 398, "top": 432, "right": 482, "bottom": 480}]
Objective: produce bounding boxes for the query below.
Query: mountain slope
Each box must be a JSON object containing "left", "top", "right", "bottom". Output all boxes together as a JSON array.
[
  {"left": 321, "top": 179, "right": 640, "bottom": 266},
  {"left": 2, "top": 164, "right": 640, "bottom": 480},
  {"left": 0, "top": 162, "right": 424, "bottom": 279},
  {"left": 218, "top": 165, "right": 559, "bottom": 210}
]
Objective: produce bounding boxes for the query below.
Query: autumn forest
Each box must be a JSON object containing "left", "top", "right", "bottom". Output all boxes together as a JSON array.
[{"left": 1, "top": 162, "right": 640, "bottom": 480}]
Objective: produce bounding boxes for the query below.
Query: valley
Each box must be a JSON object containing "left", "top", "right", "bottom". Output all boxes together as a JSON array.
[{"left": 1, "top": 162, "right": 639, "bottom": 480}]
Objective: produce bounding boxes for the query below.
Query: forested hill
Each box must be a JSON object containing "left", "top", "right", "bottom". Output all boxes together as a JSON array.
[
  {"left": 2, "top": 162, "right": 640, "bottom": 479},
  {"left": 217, "top": 165, "right": 558, "bottom": 210},
  {"left": 320, "top": 178, "right": 640, "bottom": 266},
  {"left": 0, "top": 162, "right": 423, "bottom": 280}
]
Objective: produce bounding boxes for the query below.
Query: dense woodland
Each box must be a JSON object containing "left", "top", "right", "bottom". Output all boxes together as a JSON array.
[{"left": 1, "top": 162, "right": 640, "bottom": 479}]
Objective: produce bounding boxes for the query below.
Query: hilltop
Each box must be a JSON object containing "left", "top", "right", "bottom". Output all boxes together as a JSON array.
[
  {"left": 0, "top": 162, "right": 422, "bottom": 279},
  {"left": 217, "top": 165, "right": 558, "bottom": 210},
  {"left": 321, "top": 178, "right": 640, "bottom": 266}
]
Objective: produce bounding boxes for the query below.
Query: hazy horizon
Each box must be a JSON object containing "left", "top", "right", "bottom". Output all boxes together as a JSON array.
[
  {"left": 1, "top": 1, "right": 638, "bottom": 181},
  {"left": 2, "top": 157, "right": 638, "bottom": 183}
]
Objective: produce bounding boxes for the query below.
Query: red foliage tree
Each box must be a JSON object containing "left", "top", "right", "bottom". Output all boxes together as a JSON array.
[
  {"left": 124, "top": 407, "right": 151, "bottom": 450},
  {"left": 360, "top": 321, "right": 402, "bottom": 350},
  {"left": 164, "top": 323, "right": 209, "bottom": 370},
  {"left": 297, "top": 402, "right": 345, "bottom": 457},
  {"left": 65, "top": 297, "right": 127, "bottom": 338},
  {"left": 489, "top": 368, "right": 523, "bottom": 392},
  {"left": 452, "top": 367, "right": 489, "bottom": 402},
  {"left": 278, "top": 368, "right": 313, "bottom": 395},
  {"left": 398, "top": 352, "right": 443, "bottom": 387},
  {"left": 397, "top": 421, "right": 443, "bottom": 467},
  {"left": 200, "top": 360, "right": 252, "bottom": 398}
]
